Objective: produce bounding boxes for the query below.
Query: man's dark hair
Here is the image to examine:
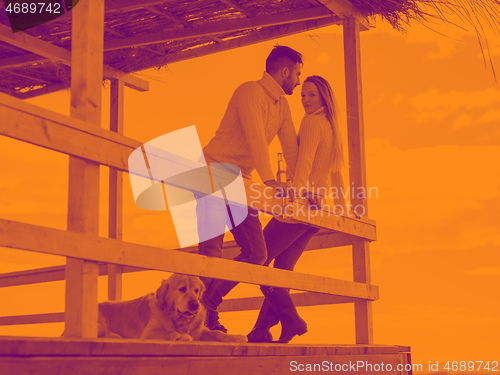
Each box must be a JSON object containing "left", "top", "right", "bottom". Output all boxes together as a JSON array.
[{"left": 266, "top": 45, "right": 303, "bottom": 74}]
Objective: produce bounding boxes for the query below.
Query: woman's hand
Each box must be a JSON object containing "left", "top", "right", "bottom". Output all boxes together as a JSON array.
[
  {"left": 303, "top": 192, "right": 323, "bottom": 210},
  {"left": 264, "top": 179, "right": 288, "bottom": 198}
]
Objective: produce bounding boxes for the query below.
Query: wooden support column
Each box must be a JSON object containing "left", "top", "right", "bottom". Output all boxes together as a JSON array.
[
  {"left": 343, "top": 17, "right": 373, "bottom": 344},
  {"left": 107, "top": 79, "right": 124, "bottom": 301},
  {"left": 64, "top": 0, "right": 105, "bottom": 338}
]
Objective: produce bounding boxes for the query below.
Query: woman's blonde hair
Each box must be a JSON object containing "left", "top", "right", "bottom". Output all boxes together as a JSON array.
[{"left": 303, "top": 75, "right": 344, "bottom": 172}]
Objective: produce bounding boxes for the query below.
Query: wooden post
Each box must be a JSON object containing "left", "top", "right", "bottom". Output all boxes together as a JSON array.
[
  {"left": 108, "top": 79, "right": 125, "bottom": 301},
  {"left": 64, "top": 0, "right": 105, "bottom": 338},
  {"left": 343, "top": 17, "right": 374, "bottom": 344}
]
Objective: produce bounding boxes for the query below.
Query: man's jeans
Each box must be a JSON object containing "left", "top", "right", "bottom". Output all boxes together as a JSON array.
[{"left": 197, "top": 198, "right": 267, "bottom": 310}]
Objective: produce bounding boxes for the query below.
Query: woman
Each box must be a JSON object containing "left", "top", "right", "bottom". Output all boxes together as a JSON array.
[{"left": 247, "top": 75, "right": 345, "bottom": 343}]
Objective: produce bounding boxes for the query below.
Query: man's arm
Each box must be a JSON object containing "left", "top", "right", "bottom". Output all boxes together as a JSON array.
[{"left": 236, "top": 83, "right": 275, "bottom": 183}]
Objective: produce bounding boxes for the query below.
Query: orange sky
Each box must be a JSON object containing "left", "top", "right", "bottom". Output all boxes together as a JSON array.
[{"left": 1, "top": 16, "right": 499, "bottom": 373}]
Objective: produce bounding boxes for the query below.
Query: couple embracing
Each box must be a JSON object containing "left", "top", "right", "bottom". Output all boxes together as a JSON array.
[{"left": 197, "top": 45, "right": 344, "bottom": 343}]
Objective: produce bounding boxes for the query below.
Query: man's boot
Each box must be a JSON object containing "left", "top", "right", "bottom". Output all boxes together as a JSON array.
[
  {"left": 261, "top": 286, "right": 307, "bottom": 343},
  {"left": 247, "top": 300, "right": 279, "bottom": 343},
  {"left": 202, "top": 279, "right": 238, "bottom": 332}
]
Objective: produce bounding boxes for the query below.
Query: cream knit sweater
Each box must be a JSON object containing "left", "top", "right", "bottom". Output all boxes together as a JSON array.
[
  {"left": 293, "top": 107, "right": 334, "bottom": 197},
  {"left": 203, "top": 72, "right": 298, "bottom": 182}
]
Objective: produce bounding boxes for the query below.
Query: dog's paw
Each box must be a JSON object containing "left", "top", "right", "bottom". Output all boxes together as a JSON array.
[
  {"left": 231, "top": 334, "right": 248, "bottom": 343},
  {"left": 174, "top": 333, "right": 193, "bottom": 341}
]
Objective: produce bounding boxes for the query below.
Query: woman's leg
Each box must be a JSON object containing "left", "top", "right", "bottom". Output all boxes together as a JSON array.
[
  {"left": 249, "top": 220, "right": 319, "bottom": 343},
  {"left": 263, "top": 218, "right": 313, "bottom": 266},
  {"left": 273, "top": 226, "right": 320, "bottom": 271}
]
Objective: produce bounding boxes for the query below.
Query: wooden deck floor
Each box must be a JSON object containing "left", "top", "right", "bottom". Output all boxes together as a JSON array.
[{"left": 0, "top": 336, "right": 411, "bottom": 375}]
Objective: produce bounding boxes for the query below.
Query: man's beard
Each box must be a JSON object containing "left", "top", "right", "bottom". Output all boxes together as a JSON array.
[{"left": 283, "top": 80, "right": 294, "bottom": 95}]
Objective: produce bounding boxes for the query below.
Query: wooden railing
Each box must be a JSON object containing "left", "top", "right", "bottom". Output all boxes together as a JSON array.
[
  {"left": 0, "top": 4, "right": 374, "bottom": 343},
  {"left": 0, "top": 88, "right": 377, "bottom": 333}
]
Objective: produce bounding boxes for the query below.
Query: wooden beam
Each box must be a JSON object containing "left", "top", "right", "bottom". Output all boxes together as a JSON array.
[
  {"left": 107, "top": 79, "right": 125, "bottom": 301},
  {"left": 344, "top": 17, "right": 373, "bottom": 345},
  {"left": 219, "top": 0, "right": 255, "bottom": 18},
  {"left": 145, "top": 5, "right": 192, "bottom": 28},
  {"left": 0, "top": 53, "right": 47, "bottom": 69},
  {"left": 316, "top": 0, "right": 370, "bottom": 30},
  {"left": 64, "top": 0, "right": 104, "bottom": 339},
  {"left": 219, "top": 292, "right": 355, "bottom": 312},
  {"left": 0, "top": 264, "right": 145, "bottom": 289},
  {"left": 0, "top": 91, "right": 141, "bottom": 170},
  {"left": 0, "top": 218, "right": 379, "bottom": 301},
  {"left": 103, "top": 6, "right": 334, "bottom": 50},
  {"left": 0, "top": 355, "right": 410, "bottom": 375},
  {"left": 105, "top": 0, "right": 172, "bottom": 13},
  {"left": 0, "top": 292, "right": 354, "bottom": 326},
  {"left": 0, "top": 336, "right": 411, "bottom": 356},
  {"left": 4, "top": 69, "right": 51, "bottom": 84},
  {"left": 0, "top": 232, "right": 352, "bottom": 289},
  {"left": 0, "top": 313, "right": 64, "bottom": 326},
  {"left": 13, "top": 82, "right": 70, "bottom": 99},
  {"left": 105, "top": 26, "right": 163, "bottom": 57},
  {"left": 0, "top": 24, "right": 148, "bottom": 92},
  {"left": 0, "top": 265, "right": 66, "bottom": 288},
  {"left": 131, "top": 16, "right": 341, "bottom": 70}
]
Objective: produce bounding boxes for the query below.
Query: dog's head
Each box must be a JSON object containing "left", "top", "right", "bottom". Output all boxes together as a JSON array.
[{"left": 156, "top": 274, "right": 205, "bottom": 320}]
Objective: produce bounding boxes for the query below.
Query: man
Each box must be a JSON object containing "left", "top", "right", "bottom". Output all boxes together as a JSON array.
[{"left": 197, "top": 45, "right": 302, "bottom": 331}]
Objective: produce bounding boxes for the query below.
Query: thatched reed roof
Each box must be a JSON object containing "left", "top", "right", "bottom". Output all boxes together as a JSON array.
[{"left": 0, "top": 0, "right": 499, "bottom": 98}]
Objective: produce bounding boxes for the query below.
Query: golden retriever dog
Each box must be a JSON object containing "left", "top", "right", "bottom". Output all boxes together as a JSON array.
[{"left": 98, "top": 274, "right": 247, "bottom": 342}]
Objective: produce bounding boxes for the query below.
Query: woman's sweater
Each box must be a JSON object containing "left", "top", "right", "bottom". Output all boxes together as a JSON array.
[{"left": 293, "top": 107, "right": 334, "bottom": 198}]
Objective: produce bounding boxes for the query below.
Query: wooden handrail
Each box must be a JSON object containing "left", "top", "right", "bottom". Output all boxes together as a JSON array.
[
  {"left": 0, "top": 293, "right": 356, "bottom": 326},
  {"left": 0, "top": 230, "right": 353, "bottom": 289},
  {"left": 0, "top": 218, "right": 379, "bottom": 300}
]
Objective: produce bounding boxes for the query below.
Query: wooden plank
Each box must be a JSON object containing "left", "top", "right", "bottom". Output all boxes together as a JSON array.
[
  {"left": 285, "top": 201, "right": 376, "bottom": 240},
  {"left": 0, "top": 232, "right": 351, "bottom": 288},
  {"left": 0, "top": 336, "right": 411, "bottom": 356},
  {"left": 0, "top": 264, "right": 145, "bottom": 288},
  {"left": 13, "top": 82, "right": 70, "bottom": 99},
  {"left": 129, "top": 16, "right": 341, "bottom": 71},
  {"left": 0, "top": 53, "right": 47, "bottom": 69},
  {"left": 105, "top": 0, "right": 171, "bottom": 13},
  {"left": 219, "top": 292, "right": 355, "bottom": 312},
  {"left": 219, "top": 0, "right": 255, "bottom": 18},
  {"left": 0, "top": 293, "right": 353, "bottom": 326},
  {"left": 343, "top": 17, "right": 373, "bottom": 345},
  {"left": 0, "top": 93, "right": 140, "bottom": 171},
  {"left": 0, "top": 265, "right": 65, "bottom": 288},
  {"left": 0, "top": 292, "right": 352, "bottom": 326},
  {"left": 0, "top": 354, "right": 412, "bottom": 375},
  {"left": 352, "top": 238, "right": 373, "bottom": 343},
  {"left": 103, "top": 6, "right": 334, "bottom": 50},
  {"left": 64, "top": 0, "right": 104, "bottom": 339},
  {"left": 247, "top": 182, "right": 376, "bottom": 240},
  {"left": 0, "top": 219, "right": 379, "bottom": 301},
  {"left": 344, "top": 18, "right": 368, "bottom": 215},
  {"left": 107, "top": 79, "right": 125, "bottom": 301},
  {"left": 145, "top": 6, "right": 192, "bottom": 28},
  {"left": 0, "top": 313, "right": 63, "bottom": 326},
  {"left": 0, "top": 24, "right": 148, "bottom": 92},
  {"left": 5, "top": 68, "right": 51, "bottom": 84},
  {"left": 316, "top": 0, "right": 370, "bottom": 30}
]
